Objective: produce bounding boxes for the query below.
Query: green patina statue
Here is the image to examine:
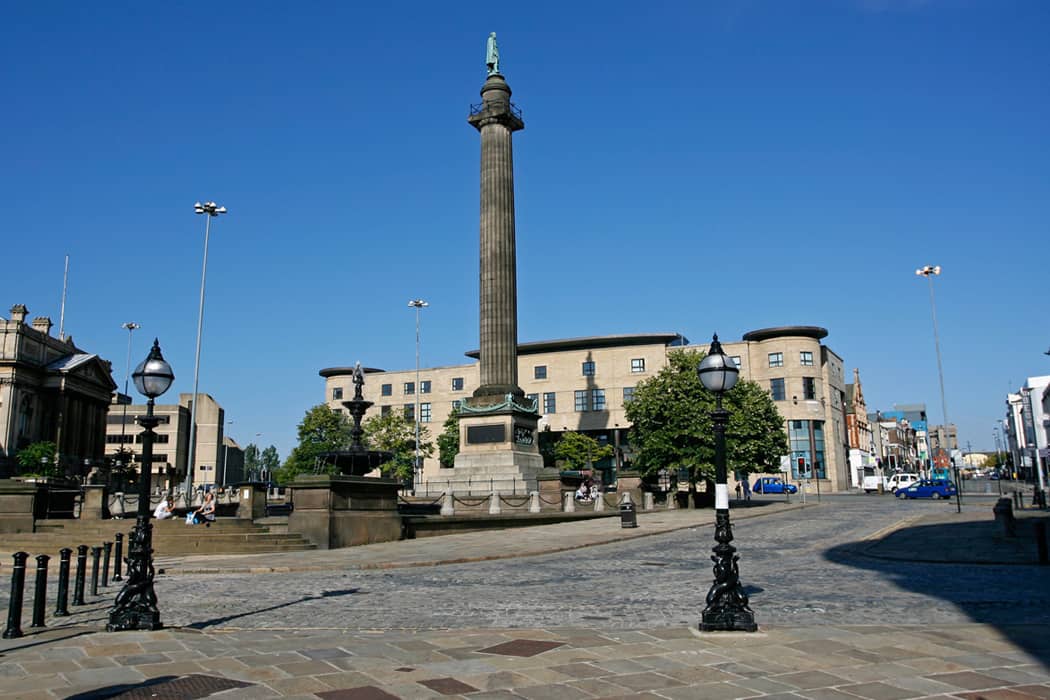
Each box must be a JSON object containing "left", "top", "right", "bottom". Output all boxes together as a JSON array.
[{"left": 486, "top": 32, "right": 500, "bottom": 75}]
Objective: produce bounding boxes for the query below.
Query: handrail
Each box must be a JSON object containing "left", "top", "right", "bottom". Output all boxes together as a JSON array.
[{"left": 469, "top": 100, "right": 523, "bottom": 120}]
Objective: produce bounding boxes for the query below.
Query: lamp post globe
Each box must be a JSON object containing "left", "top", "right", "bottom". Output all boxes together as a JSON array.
[
  {"left": 697, "top": 333, "right": 757, "bottom": 633},
  {"left": 108, "top": 338, "right": 173, "bottom": 632}
]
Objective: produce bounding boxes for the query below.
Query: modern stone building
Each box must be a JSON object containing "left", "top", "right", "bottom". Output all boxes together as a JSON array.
[
  {"left": 104, "top": 392, "right": 231, "bottom": 491},
  {"left": 321, "top": 325, "right": 853, "bottom": 491},
  {"left": 1, "top": 304, "right": 117, "bottom": 476}
]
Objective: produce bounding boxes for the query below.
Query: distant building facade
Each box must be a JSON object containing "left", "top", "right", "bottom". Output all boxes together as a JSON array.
[
  {"left": 1004, "top": 376, "right": 1050, "bottom": 484},
  {"left": 321, "top": 326, "right": 853, "bottom": 491},
  {"left": 1, "top": 304, "right": 117, "bottom": 476},
  {"left": 104, "top": 392, "right": 230, "bottom": 491},
  {"left": 845, "top": 368, "right": 875, "bottom": 488}
]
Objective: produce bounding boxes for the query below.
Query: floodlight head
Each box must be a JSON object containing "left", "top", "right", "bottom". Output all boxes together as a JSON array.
[{"left": 216, "top": 206, "right": 227, "bottom": 214}]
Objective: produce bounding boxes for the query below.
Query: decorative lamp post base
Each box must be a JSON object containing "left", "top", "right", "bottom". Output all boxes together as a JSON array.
[
  {"left": 107, "top": 608, "right": 162, "bottom": 632},
  {"left": 699, "top": 511, "right": 758, "bottom": 633}
]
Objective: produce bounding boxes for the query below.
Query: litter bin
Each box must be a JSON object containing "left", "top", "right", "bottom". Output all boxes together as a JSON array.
[{"left": 619, "top": 501, "right": 638, "bottom": 528}]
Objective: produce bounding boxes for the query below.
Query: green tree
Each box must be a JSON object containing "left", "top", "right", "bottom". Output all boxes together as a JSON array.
[
  {"left": 260, "top": 445, "right": 280, "bottom": 479},
  {"left": 243, "top": 443, "right": 260, "bottom": 478},
  {"left": 16, "top": 441, "right": 59, "bottom": 477},
  {"left": 437, "top": 408, "right": 461, "bottom": 467},
  {"left": 625, "top": 348, "right": 788, "bottom": 484},
  {"left": 277, "top": 405, "right": 352, "bottom": 484},
  {"left": 554, "top": 431, "right": 613, "bottom": 471},
  {"left": 362, "top": 410, "right": 433, "bottom": 480}
]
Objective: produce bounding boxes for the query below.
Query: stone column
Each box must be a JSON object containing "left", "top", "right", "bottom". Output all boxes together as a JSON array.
[{"left": 468, "top": 73, "right": 524, "bottom": 399}]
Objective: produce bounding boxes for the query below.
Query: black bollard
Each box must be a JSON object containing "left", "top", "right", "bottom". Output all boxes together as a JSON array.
[
  {"left": 54, "top": 548, "right": 72, "bottom": 617},
  {"left": 101, "top": 542, "right": 112, "bottom": 588},
  {"left": 1014, "top": 491, "right": 1022, "bottom": 510},
  {"left": 112, "top": 533, "right": 123, "bottom": 582},
  {"left": 1036, "top": 522, "right": 1048, "bottom": 566},
  {"left": 3, "top": 552, "right": 29, "bottom": 639},
  {"left": 73, "top": 545, "right": 88, "bottom": 606},
  {"left": 90, "top": 546, "right": 102, "bottom": 597},
  {"left": 31, "top": 554, "right": 50, "bottom": 628}
]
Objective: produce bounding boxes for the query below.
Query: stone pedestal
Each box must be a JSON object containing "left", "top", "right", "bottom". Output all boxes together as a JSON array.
[
  {"left": 452, "top": 405, "right": 544, "bottom": 493},
  {"left": 616, "top": 471, "right": 643, "bottom": 510},
  {"left": 81, "top": 485, "right": 108, "bottom": 520},
  {"left": 287, "top": 475, "right": 402, "bottom": 549},
  {"left": 0, "top": 480, "right": 39, "bottom": 533},
  {"left": 236, "top": 482, "right": 267, "bottom": 521}
]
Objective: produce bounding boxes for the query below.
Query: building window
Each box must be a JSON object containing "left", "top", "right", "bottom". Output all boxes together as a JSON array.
[
  {"left": 451, "top": 377, "right": 464, "bottom": 391},
  {"left": 452, "top": 400, "right": 461, "bottom": 411},
  {"left": 623, "top": 386, "right": 635, "bottom": 404},
  {"left": 381, "top": 405, "right": 391, "bottom": 416},
  {"left": 582, "top": 361, "right": 595, "bottom": 376},
  {"left": 803, "top": 377, "right": 816, "bottom": 400},
  {"left": 631, "top": 358, "right": 645, "bottom": 373},
  {"left": 332, "top": 387, "right": 343, "bottom": 401},
  {"left": 730, "top": 356, "right": 742, "bottom": 368},
  {"left": 420, "top": 402, "right": 431, "bottom": 422},
  {"left": 768, "top": 352, "right": 783, "bottom": 368},
  {"left": 420, "top": 380, "right": 431, "bottom": 394},
  {"left": 381, "top": 384, "right": 392, "bottom": 397},
  {"left": 591, "top": 389, "right": 606, "bottom": 411},
  {"left": 770, "top": 378, "right": 786, "bottom": 401},
  {"left": 526, "top": 393, "right": 539, "bottom": 409},
  {"left": 800, "top": 351, "right": 814, "bottom": 366},
  {"left": 790, "top": 420, "right": 826, "bottom": 479},
  {"left": 404, "top": 404, "right": 415, "bottom": 421},
  {"left": 534, "top": 365, "right": 547, "bottom": 380},
  {"left": 543, "top": 392, "right": 556, "bottom": 414},
  {"left": 404, "top": 382, "right": 415, "bottom": 395},
  {"left": 574, "top": 390, "right": 588, "bottom": 412}
]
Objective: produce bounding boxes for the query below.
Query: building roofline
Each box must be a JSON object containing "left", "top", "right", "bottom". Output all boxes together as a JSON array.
[
  {"left": 741, "top": 326, "right": 828, "bottom": 342},
  {"left": 464, "top": 333, "right": 686, "bottom": 359}
]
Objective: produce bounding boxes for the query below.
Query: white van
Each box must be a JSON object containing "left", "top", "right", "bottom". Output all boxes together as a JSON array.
[{"left": 886, "top": 473, "right": 919, "bottom": 493}]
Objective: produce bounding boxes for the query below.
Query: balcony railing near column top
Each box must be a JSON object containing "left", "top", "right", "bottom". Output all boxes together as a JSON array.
[{"left": 469, "top": 100, "right": 523, "bottom": 120}]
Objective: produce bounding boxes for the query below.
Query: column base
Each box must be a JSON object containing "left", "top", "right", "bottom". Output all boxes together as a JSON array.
[{"left": 699, "top": 608, "right": 758, "bottom": 633}]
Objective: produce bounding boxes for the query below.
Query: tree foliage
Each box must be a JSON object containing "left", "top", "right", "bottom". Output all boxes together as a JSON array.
[
  {"left": 554, "top": 431, "right": 613, "bottom": 471},
  {"left": 277, "top": 405, "right": 352, "bottom": 484},
  {"left": 362, "top": 410, "right": 433, "bottom": 480},
  {"left": 260, "top": 445, "right": 280, "bottom": 476},
  {"left": 16, "top": 441, "right": 59, "bottom": 477},
  {"left": 243, "top": 443, "right": 260, "bottom": 477},
  {"left": 625, "top": 349, "right": 788, "bottom": 482},
  {"left": 437, "top": 408, "right": 460, "bottom": 467}
]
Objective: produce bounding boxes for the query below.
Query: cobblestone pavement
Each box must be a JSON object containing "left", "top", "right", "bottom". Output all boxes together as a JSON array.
[{"left": 1, "top": 496, "right": 1048, "bottom": 699}]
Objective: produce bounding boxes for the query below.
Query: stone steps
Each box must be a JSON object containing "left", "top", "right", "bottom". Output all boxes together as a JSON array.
[{"left": 0, "top": 518, "right": 317, "bottom": 556}]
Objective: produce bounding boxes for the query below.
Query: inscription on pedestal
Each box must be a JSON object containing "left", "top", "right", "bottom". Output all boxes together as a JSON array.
[
  {"left": 467, "top": 424, "right": 505, "bottom": 444},
  {"left": 513, "top": 425, "right": 534, "bottom": 445}
]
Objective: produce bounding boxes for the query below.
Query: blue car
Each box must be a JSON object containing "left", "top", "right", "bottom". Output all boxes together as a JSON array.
[
  {"left": 896, "top": 479, "right": 957, "bottom": 499},
  {"left": 752, "top": 477, "right": 798, "bottom": 495}
]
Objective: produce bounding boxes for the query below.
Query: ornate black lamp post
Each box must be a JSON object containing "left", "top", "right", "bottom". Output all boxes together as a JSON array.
[
  {"left": 697, "top": 334, "right": 757, "bottom": 633},
  {"left": 107, "top": 339, "right": 174, "bottom": 632}
]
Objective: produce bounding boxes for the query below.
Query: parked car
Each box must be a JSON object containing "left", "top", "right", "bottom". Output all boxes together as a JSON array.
[
  {"left": 753, "top": 477, "right": 798, "bottom": 494},
  {"left": 862, "top": 470, "right": 919, "bottom": 493},
  {"left": 886, "top": 473, "right": 919, "bottom": 493},
  {"left": 896, "top": 479, "right": 957, "bottom": 499}
]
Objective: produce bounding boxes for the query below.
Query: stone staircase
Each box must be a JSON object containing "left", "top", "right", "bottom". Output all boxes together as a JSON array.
[{"left": 0, "top": 517, "right": 316, "bottom": 557}]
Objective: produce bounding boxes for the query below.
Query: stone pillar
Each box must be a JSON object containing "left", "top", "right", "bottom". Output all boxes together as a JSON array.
[
  {"left": 528, "top": 490, "right": 540, "bottom": 513},
  {"left": 235, "top": 482, "right": 267, "bottom": 521},
  {"left": 643, "top": 492, "right": 654, "bottom": 511},
  {"left": 80, "top": 485, "right": 108, "bottom": 520},
  {"left": 563, "top": 491, "right": 575, "bottom": 513},
  {"left": 488, "top": 490, "right": 501, "bottom": 515},
  {"left": 593, "top": 493, "right": 605, "bottom": 512},
  {"left": 616, "top": 471, "right": 643, "bottom": 510},
  {"left": 441, "top": 491, "right": 455, "bottom": 516},
  {"left": 0, "top": 480, "right": 40, "bottom": 533},
  {"left": 468, "top": 73, "right": 525, "bottom": 400}
]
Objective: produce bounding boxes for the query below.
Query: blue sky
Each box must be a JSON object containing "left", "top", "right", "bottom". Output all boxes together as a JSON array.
[{"left": 2, "top": 1, "right": 1047, "bottom": 458}]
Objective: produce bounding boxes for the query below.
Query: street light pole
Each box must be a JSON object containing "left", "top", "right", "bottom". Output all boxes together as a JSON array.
[
  {"left": 408, "top": 299, "right": 428, "bottom": 491},
  {"left": 697, "top": 334, "right": 757, "bottom": 633},
  {"left": 916, "top": 265, "right": 949, "bottom": 479},
  {"left": 184, "top": 201, "right": 227, "bottom": 497},
  {"left": 118, "top": 322, "right": 141, "bottom": 457},
  {"left": 108, "top": 339, "right": 174, "bottom": 632},
  {"left": 221, "top": 420, "right": 233, "bottom": 487}
]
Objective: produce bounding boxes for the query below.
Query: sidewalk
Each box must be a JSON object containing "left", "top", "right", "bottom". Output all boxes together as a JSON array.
[{"left": 2, "top": 502, "right": 1049, "bottom": 699}]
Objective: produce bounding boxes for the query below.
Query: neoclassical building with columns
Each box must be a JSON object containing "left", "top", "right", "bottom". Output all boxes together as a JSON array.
[{"left": 321, "top": 326, "right": 851, "bottom": 492}]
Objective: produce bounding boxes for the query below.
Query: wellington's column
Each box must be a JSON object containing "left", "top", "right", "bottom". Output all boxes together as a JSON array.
[
  {"left": 468, "top": 36, "right": 524, "bottom": 399},
  {"left": 453, "top": 33, "right": 543, "bottom": 493}
]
